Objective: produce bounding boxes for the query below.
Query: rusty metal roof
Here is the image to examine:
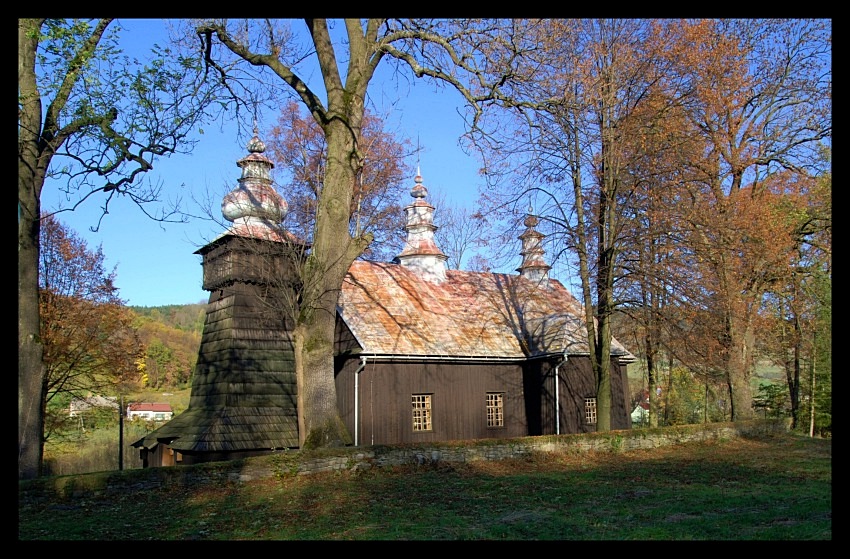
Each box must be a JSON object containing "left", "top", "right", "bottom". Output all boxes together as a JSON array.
[{"left": 339, "top": 260, "right": 633, "bottom": 361}]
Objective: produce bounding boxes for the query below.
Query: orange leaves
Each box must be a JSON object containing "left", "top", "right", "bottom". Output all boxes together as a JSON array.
[
  {"left": 39, "top": 215, "right": 144, "bottom": 399},
  {"left": 264, "top": 100, "right": 411, "bottom": 261}
]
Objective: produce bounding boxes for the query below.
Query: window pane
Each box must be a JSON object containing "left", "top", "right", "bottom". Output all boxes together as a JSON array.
[
  {"left": 412, "top": 394, "right": 432, "bottom": 431},
  {"left": 487, "top": 392, "right": 504, "bottom": 427},
  {"left": 585, "top": 397, "right": 597, "bottom": 424}
]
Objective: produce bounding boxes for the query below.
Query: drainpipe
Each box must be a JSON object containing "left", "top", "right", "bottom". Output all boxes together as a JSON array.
[
  {"left": 354, "top": 356, "right": 367, "bottom": 446},
  {"left": 554, "top": 354, "right": 567, "bottom": 435}
]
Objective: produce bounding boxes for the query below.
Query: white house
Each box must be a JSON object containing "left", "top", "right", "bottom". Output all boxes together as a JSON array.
[
  {"left": 630, "top": 389, "right": 651, "bottom": 425},
  {"left": 126, "top": 402, "right": 174, "bottom": 422}
]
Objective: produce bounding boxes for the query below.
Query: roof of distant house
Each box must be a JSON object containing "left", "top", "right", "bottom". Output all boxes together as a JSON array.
[{"left": 127, "top": 403, "right": 173, "bottom": 413}]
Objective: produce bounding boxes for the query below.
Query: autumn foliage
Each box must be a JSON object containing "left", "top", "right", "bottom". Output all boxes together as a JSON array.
[
  {"left": 265, "top": 101, "right": 412, "bottom": 262},
  {"left": 38, "top": 215, "right": 144, "bottom": 455},
  {"left": 470, "top": 19, "right": 830, "bottom": 426}
]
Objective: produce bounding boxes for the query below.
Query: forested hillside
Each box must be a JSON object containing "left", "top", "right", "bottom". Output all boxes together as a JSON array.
[
  {"left": 130, "top": 303, "right": 206, "bottom": 334},
  {"left": 129, "top": 303, "right": 206, "bottom": 391},
  {"left": 40, "top": 303, "right": 206, "bottom": 476}
]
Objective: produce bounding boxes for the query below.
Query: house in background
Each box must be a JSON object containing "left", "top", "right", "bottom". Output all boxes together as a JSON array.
[
  {"left": 133, "top": 128, "right": 635, "bottom": 467},
  {"left": 69, "top": 394, "right": 118, "bottom": 417},
  {"left": 631, "top": 390, "right": 651, "bottom": 425},
  {"left": 126, "top": 403, "right": 174, "bottom": 422}
]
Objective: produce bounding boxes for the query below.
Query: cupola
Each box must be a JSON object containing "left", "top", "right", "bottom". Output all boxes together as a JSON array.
[
  {"left": 393, "top": 167, "right": 448, "bottom": 283},
  {"left": 197, "top": 123, "right": 295, "bottom": 291},
  {"left": 516, "top": 206, "right": 551, "bottom": 286}
]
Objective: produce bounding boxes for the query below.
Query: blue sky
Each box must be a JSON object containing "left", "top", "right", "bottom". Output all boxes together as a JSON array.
[{"left": 41, "top": 19, "right": 487, "bottom": 307}]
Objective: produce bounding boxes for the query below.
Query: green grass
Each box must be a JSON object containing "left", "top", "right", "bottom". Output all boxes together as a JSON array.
[{"left": 19, "top": 432, "right": 830, "bottom": 540}]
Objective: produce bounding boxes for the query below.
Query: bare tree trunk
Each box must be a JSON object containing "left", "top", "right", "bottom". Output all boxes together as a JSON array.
[
  {"left": 19, "top": 197, "right": 44, "bottom": 479},
  {"left": 809, "top": 330, "right": 816, "bottom": 438},
  {"left": 595, "top": 308, "right": 613, "bottom": 431},
  {"left": 295, "top": 120, "right": 368, "bottom": 449},
  {"left": 296, "top": 309, "right": 351, "bottom": 448},
  {"left": 18, "top": 19, "right": 46, "bottom": 480}
]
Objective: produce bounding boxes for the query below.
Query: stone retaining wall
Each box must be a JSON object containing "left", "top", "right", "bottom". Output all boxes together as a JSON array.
[{"left": 19, "top": 419, "right": 790, "bottom": 502}]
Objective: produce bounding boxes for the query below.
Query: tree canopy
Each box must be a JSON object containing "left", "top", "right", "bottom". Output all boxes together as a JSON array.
[
  {"left": 39, "top": 214, "right": 143, "bottom": 456},
  {"left": 19, "top": 18, "right": 222, "bottom": 478}
]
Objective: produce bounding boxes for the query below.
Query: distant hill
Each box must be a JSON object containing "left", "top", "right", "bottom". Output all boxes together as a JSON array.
[
  {"left": 128, "top": 303, "right": 206, "bottom": 390},
  {"left": 129, "top": 302, "right": 207, "bottom": 335}
]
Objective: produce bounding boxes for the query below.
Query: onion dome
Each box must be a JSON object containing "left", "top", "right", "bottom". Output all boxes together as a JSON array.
[{"left": 221, "top": 125, "right": 287, "bottom": 228}]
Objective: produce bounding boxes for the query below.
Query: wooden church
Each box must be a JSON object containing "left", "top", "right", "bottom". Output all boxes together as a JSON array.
[{"left": 132, "top": 128, "right": 635, "bottom": 467}]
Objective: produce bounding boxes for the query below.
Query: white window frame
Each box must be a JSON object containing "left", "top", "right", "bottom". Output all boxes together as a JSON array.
[
  {"left": 487, "top": 392, "right": 505, "bottom": 428},
  {"left": 412, "top": 394, "right": 433, "bottom": 432},
  {"left": 585, "top": 397, "right": 598, "bottom": 425}
]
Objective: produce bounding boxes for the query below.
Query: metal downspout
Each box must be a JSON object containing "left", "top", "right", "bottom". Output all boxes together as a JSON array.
[
  {"left": 555, "top": 355, "right": 567, "bottom": 435},
  {"left": 354, "top": 356, "right": 367, "bottom": 446}
]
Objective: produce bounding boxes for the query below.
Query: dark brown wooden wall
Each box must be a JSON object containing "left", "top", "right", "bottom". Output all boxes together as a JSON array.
[
  {"left": 529, "top": 357, "right": 632, "bottom": 435},
  {"left": 199, "top": 236, "right": 302, "bottom": 292},
  {"left": 335, "top": 355, "right": 632, "bottom": 446},
  {"left": 335, "top": 359, "right": 530, "bottom": 445}
]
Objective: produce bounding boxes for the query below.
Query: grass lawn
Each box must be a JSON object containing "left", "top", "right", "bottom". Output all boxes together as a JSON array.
[{"left": 19, "top": 431, "right": 830, "bottom": 540}]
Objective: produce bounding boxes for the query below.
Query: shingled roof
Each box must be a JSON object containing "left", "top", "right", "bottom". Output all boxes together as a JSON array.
[
  {"left": 340, "top": 260, "right": 633, "bottom": 362},
  {"left": 338, "top": 168, "right": 632, "bottom": 363},
  {"left": 133, "top": 406, "right": 298, "bottom": 453}
]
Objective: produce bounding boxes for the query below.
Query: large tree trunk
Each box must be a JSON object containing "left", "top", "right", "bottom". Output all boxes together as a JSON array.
[
  {"left": 595, "top": 323, "right": 613, "bottom": 432},
  {"left": 18, "top": 303, "right": 45, "bottom": 480},
  {"left": 713, "top": 226, "right": 758, "bottom": 422},
  {"left": 18, "top": 161, "right": 45, "bottom": 480},
  {"left": 726, "top": 313, "right": 755, "bottom": 421},
  {"left": 594, "top": 136, "right": 618, "bottom": 432},
  {"left": 18, "top": 18, "right": 46, "bottom": 480},
  {"left": 295, "top": 119, "right": 367, "bottom": 449},
  {"left": 595, "top": 265, "right": 615, "bottom": 431},
  {"left": 592, "top": 244, "right": 615, "bottom": 432},
  {"left": 294, "top": 300, "right": 351, "bottom": 449},
  {"left": 19, "top": 170, "right": 46, "bottom": 482}
]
